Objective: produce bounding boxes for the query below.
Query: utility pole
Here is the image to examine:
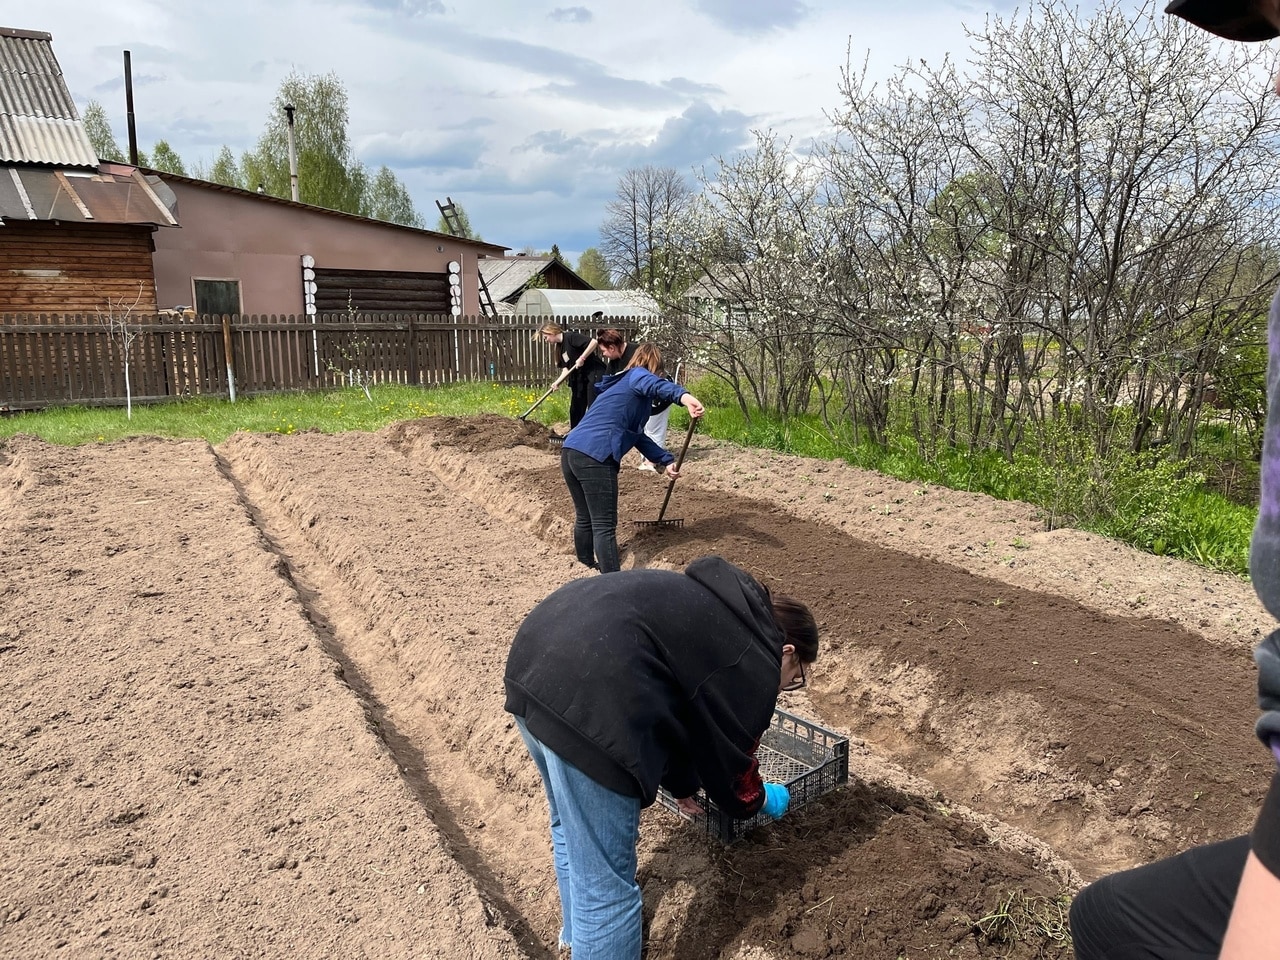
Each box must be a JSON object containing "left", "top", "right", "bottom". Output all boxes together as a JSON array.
[{"left": 284, "top": 104, "right": 299, "bottom": 202}]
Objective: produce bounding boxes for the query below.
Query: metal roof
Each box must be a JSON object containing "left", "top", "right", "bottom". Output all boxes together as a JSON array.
[
  {"left": 0, "top": 27, "right": 98, "bottom": 168},
  {"left": 479, "top": 255, "right": 596, "bottom": 302},
  {"left": 684, "top": 263, "right": 754, "bottom": 301},
  {"left": 152, "top": 167, "right": 508, "bottom": 250},
  {"left": 513, "top": 288, "right": 659, "bottom": 319},
  {"left": 0, "top": 165, "right": 178, "bottom": 226},
  {"left": 478, "top": 256, "right": 557, "bottom": 302}
]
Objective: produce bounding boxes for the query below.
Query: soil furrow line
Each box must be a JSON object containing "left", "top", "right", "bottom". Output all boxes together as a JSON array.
[{"left": 214, "top": 437, "right": 558, "bottom": 957}]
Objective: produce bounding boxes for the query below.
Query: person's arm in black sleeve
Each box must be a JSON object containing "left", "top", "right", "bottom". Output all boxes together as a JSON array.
[
  {"left": 573, "top": 336, "right": 599, "bottom": 371},
  {"left": 695, "top": 731, "right": 767, "bottom": 820}
]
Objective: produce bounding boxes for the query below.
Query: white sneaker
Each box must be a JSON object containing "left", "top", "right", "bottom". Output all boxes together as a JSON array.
[{"left": 638, "top": 461, "right": 657, "bottom": 472}]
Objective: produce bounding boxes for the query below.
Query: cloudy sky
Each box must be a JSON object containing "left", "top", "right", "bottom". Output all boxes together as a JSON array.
[{"left": 12, "top": 0, "right": 1146, "bottom": 263}]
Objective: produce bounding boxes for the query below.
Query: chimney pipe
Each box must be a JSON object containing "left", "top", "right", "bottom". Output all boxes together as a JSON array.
[
  {"left": 284, "top": 104, "right": 299, "bottom": 202},
  {"left": 124, "top": 50, "right": 138, "bottom": 166}
]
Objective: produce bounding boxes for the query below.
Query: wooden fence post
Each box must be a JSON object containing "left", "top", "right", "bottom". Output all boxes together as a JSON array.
[
  {"left": 408, "top": 313, "right": 419, "bottom": 386},
  {"left": 221, "top": 313, "right": 237, "bottom": 402}
]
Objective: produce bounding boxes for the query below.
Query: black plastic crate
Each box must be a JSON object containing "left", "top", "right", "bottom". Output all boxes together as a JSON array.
[{"left": 656, "top": 707, "right": 850, "bottom": 843}]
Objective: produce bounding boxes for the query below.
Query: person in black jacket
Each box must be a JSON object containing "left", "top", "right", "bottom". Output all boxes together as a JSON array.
[
  {"left": 1068, "top": 3, "right": 1280, "bottom": 957},
  {"left": 504, "top": 556, "right": 819, "bottom": 959},
  {"left": 537, "top": 322, "right": 605, "bottom": 427},
  {"left": 596, "top": 327, "right": 637, "bottom": 376}
]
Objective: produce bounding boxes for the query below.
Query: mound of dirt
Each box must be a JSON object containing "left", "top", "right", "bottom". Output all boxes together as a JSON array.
[
  {"left": 3, "top": 415, "right": 1272, "bottom": 959},
  {"left": 415, "top": 413, "right": 557, "bottom": 453}
]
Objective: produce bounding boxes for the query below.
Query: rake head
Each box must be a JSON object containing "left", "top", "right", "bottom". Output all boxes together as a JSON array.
[
  {"left": 548, "top": 433, "right": 565, "bottom": 447},
  {"left": 633, "top": 517, "right": 684, "bottom": 528}
]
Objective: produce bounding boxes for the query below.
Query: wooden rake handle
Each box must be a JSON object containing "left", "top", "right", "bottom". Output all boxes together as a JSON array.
[
  {"left": 519, "top": 368, "right": 571, "bottom": 420},
  {"left": 655, "top": 416, "right": 698, "bottom": 523}
]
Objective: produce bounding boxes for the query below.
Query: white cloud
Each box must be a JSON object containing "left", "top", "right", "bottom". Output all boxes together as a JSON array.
[{"left": 548, "top": 6, "right": 592, "bottom": 24}]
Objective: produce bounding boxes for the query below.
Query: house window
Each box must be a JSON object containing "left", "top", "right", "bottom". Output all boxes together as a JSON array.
[{"left": 193, "top": 278, "right": 242, "bottom": 317}]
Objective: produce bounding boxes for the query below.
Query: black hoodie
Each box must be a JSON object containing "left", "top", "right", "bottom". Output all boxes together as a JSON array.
[{"left": 503, "top": 556, "right": 784, "bottom": 818}]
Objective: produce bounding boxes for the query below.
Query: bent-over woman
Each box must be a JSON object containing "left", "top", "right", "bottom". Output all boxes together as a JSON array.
[
  {"left": 538, "top": 323, "right": 605, "bottom": 427},
  {"left": 505, "top": 556, "right": 818, "bottom": 959}
]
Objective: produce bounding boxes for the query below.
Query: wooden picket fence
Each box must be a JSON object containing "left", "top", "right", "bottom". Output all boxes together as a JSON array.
[{"left": 0, "top": 312, "right": 627, "bottom": 411}]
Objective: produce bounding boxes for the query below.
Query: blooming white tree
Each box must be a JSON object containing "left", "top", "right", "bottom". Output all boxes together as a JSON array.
[
  {"left": 656, "top": 0, "right": 1280, "bottom": 460},
  {"left": 666, "top": 131, "right": 832, "bottom": 418}
]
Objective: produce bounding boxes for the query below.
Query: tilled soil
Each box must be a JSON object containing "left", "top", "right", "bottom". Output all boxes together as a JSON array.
[{"left": 2, "top": 413, "right": 1272, "bottom": 959}]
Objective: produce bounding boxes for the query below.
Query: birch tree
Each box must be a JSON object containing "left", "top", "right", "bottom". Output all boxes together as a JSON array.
[{"left": 600, "top": 166, "right": 693, "bottom": 298}]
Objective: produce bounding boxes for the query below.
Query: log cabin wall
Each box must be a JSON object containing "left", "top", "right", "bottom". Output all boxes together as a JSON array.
[
  {"left": 0, "top": 221, "right": 158, "bottom": 316},
  {"left": 313, "top": 268, "right": 450, "bottom": 314}
]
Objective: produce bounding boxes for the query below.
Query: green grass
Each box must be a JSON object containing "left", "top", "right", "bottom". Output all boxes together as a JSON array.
[
  {"left": 0, "top": 382, "right": 573, "bottom": 446},
  {"left": 0, "top": 378, "right": 1257, "bottom": 577}
]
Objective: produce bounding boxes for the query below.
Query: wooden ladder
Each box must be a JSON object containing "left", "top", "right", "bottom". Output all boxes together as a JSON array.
[{"left": 435, "top": 196, "right": 498, "bottom": 319}]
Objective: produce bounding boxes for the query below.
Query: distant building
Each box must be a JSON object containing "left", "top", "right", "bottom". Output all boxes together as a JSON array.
[
  {"left": 0, "top": 27, "right": 175, "bottom": 316},
  {"left": 683, "top": 264, "right": 755, "bottom": 332},
  {"left": 149, "top": 172, "right": 505, "bottom": 317},
  {"left": 479, "top": 254, "right": 595, "bottom": 314}
]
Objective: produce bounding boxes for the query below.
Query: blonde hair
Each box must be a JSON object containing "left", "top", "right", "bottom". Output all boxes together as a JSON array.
[
  {"left": 626, "top": 342, "right": 663, "bottom": 374},
  {"left": 539, "top": 323, "right": 564, "bottom": 337}
]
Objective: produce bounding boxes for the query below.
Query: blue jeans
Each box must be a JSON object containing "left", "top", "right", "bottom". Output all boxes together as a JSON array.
[
  {"left": 561, "top": 447, "right": 621, "bottom": 573},
  {"left": 514, "top": 717, "right": 642, "bottom": 960}
]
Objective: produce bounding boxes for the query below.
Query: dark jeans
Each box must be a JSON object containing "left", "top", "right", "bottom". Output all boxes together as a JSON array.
[
  {"left": 1069, "top": 835, "right": 1249, "bottom": 959},
  {"left": 561, "top": 447, "right": 620, "bottom": 573}
]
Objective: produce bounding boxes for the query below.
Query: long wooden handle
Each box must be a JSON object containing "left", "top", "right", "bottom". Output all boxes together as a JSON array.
[
  {"left": 519, "top": 368, "right": 571, "bottom": 420},
  {"left": 655, "top": 417, "right": 698, "bottom": 522}
]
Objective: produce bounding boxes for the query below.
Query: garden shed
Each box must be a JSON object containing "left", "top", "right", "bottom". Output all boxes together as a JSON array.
[{"left": 0, "top": 27, "right": 177, "bottom": 316}]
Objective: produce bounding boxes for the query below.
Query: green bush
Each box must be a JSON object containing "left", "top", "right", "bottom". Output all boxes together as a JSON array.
[{"left": 685, "top": 372, "right": 740, "bottom": 410}]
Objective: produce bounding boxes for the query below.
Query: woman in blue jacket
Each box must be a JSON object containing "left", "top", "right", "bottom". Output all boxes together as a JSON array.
[{"left": 560, "top": 342, "right": 704, "bottom": 573}]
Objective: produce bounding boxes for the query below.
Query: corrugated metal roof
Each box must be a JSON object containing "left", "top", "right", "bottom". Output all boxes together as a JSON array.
[
  {"left": 479, "top": 256, "right": 551, "bottom": 301},
  {"left": 0, "top": 27, "right": 98, "bottom": 168},
  {"left": 479, "top": 255, "right": 595, "bottom": 302},
  {"left": 0, "top": 165, "right": 178, "bottom": 225}
]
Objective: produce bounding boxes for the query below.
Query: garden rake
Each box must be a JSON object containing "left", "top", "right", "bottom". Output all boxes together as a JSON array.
[
  {"left": 634, "top": 417, "right": 698, "bottom": 529},
  {"left": 519, "top": 369, "right": 571, "bottom": 446},
  {"left": 519, "top": 368, "right": 570, "bottom": 422}
]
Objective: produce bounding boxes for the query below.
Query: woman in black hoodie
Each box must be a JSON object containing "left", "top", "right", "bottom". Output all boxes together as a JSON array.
[{"left": 504, "top": 555, "right": 819, "bottom": 960}]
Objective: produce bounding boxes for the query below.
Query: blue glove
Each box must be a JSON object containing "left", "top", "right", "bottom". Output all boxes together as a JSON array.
[{"left": 761, "top": 782, "right": 790, "bottom": 820}]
